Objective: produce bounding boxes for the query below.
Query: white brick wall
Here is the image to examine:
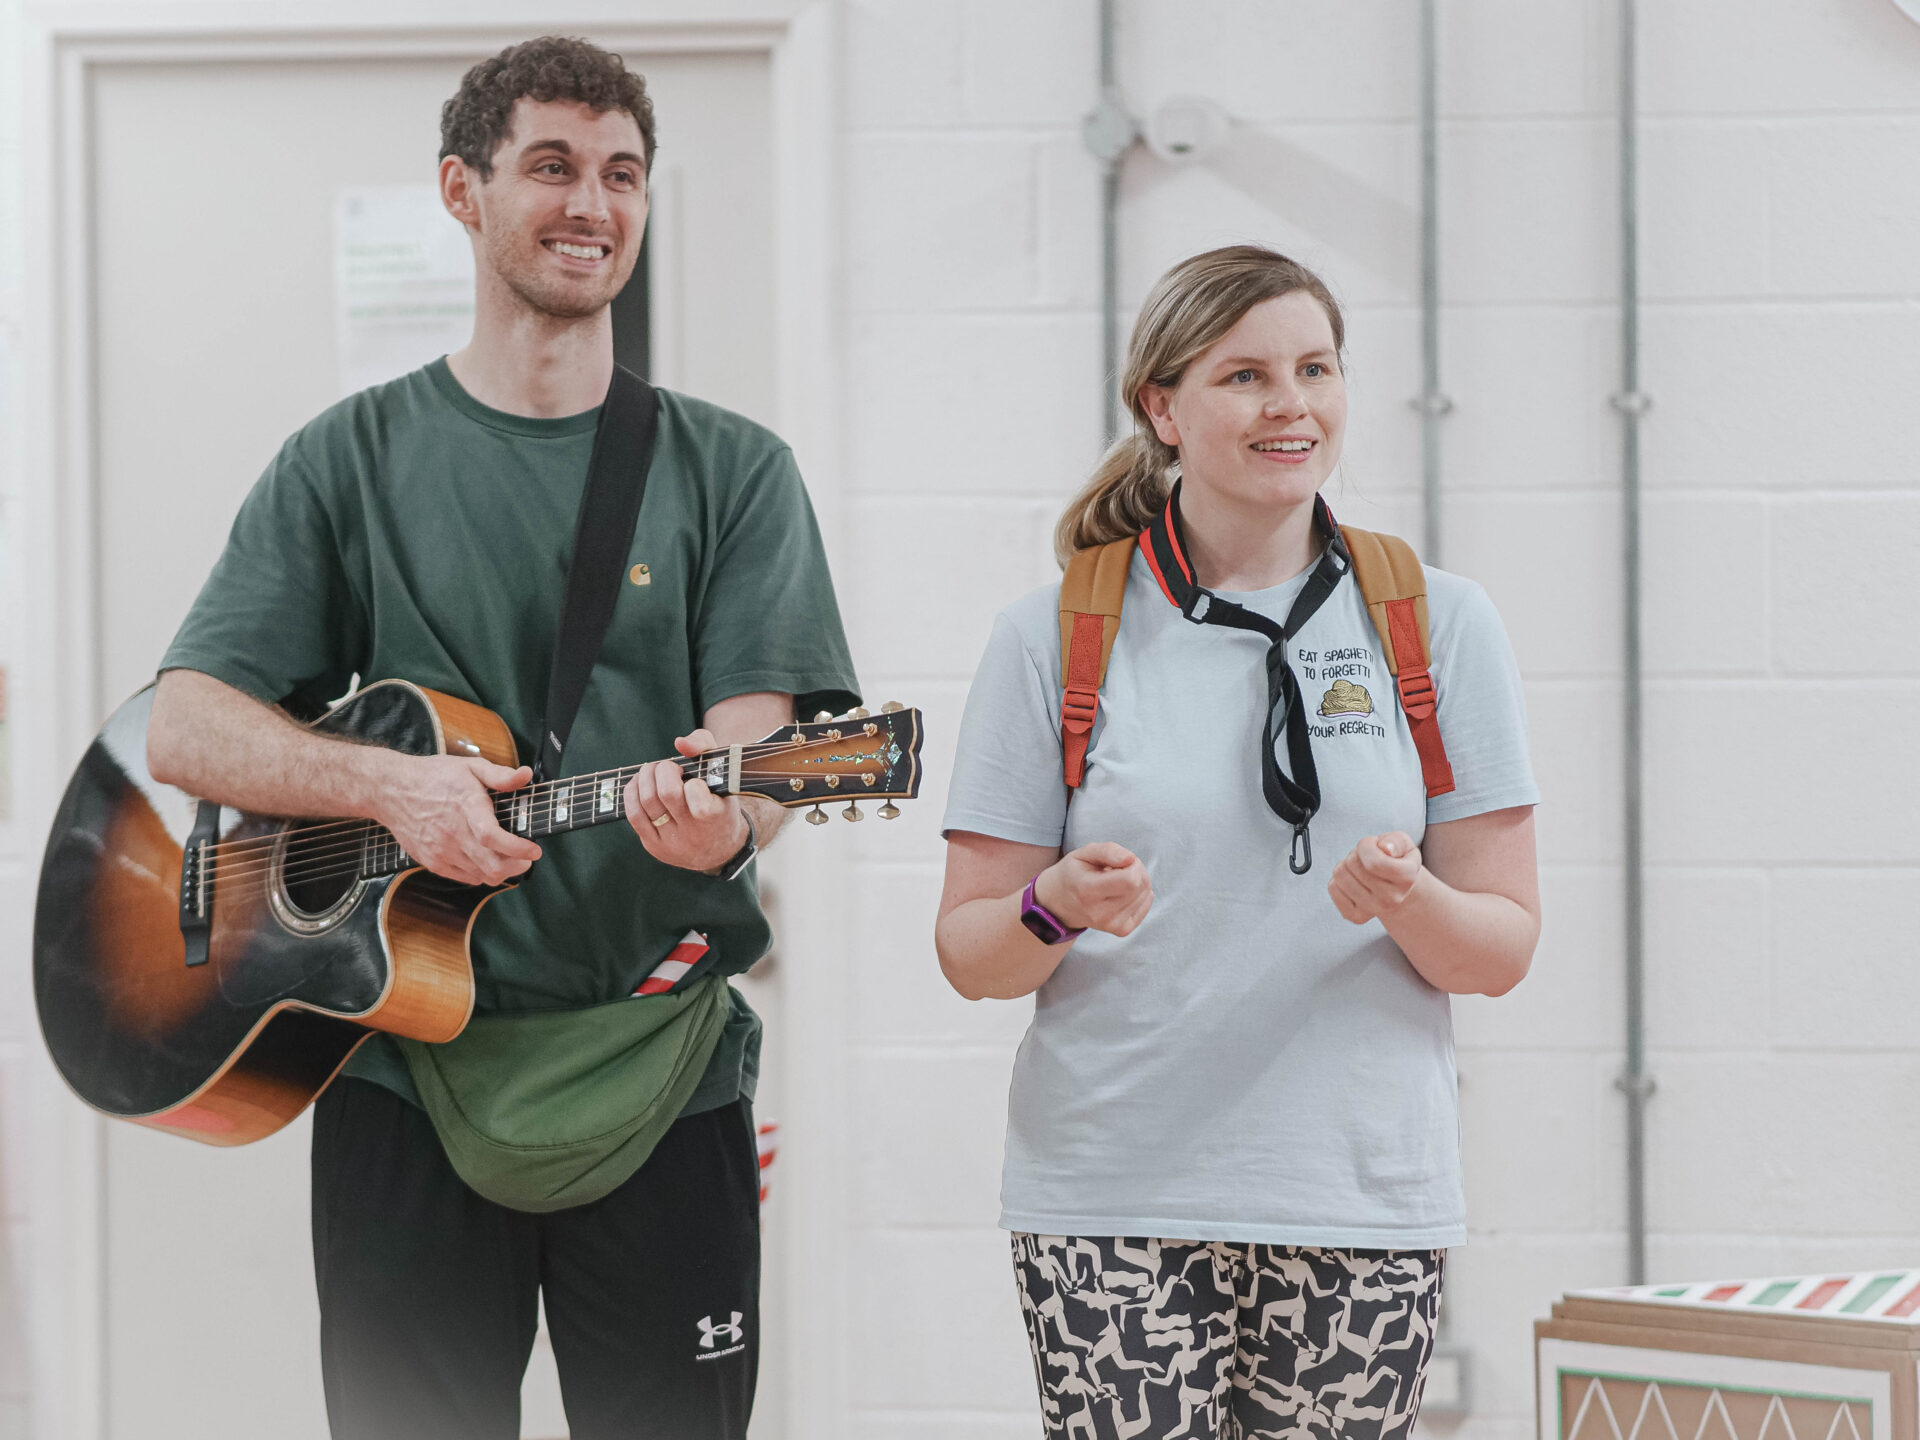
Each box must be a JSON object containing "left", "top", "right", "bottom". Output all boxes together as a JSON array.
[
  {"left": 840, "top": 1, "right": 1083, "bottom": 1424},
  {"left": 3, "top": 3, "right": 1918, "bottom": 1438},
  {"left": 0, "top": 0, "right": 27, "bottom": 1426},
  {"left": 835, "top": 3, "right": 1920, "bottom": 1439}
]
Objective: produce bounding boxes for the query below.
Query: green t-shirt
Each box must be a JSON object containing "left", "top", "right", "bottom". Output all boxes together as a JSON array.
[{"left": 161, "top": 359, "right": 860, "bottom": 1114}]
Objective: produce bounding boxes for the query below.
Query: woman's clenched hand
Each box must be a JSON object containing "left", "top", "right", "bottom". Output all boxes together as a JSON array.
[
  {"left": 1328, "top": 831, "right": 1423, "bottom": 925},
  {"left": 1034, "top": 842, "right": 1154, "bottom": 938}
]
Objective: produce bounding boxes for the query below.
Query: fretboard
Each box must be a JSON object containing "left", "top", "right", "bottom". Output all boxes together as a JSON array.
[{"left": 358, "top": 751, "right": 721, "bottom": 877}]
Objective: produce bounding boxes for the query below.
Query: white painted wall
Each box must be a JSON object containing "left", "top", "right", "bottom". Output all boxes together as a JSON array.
[
  {"left": 4, "top": 3, "right": 1919, "bottom": 1439},
  {"left": 831, "top": 3, "right": 1920, "bottom": 1439},
  {"left": 0, "top": 0, "right": 29, "bottom": 1423}
]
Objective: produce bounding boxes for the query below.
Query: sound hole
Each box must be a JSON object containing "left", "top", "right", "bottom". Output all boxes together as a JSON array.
[{"left": 280, "top": 824, "right": 360, "bottom": 918}]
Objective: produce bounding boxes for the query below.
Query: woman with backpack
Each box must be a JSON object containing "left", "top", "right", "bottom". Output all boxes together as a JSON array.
[{"left": 935, "top": 245, "right": 1541, "bottom": 1440}]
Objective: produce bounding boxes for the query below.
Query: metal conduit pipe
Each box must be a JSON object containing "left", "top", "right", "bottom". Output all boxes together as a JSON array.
[
  {"left": 1613, "top": 0, "right": 1655, "bottom": 1287},
  {"left": 1084, "top": 0, "right": 1136, "bottom": 448},
  {"left": 1086, "top": 1, "right": 1454, "bottom": 516},
  {"left": 1416, "top": 0, "right": 1451, "bottom": 565}
]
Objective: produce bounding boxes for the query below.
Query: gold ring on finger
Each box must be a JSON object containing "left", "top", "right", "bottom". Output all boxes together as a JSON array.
[{"left": 651, "top": 813, "right": 672, "bottom": 828}]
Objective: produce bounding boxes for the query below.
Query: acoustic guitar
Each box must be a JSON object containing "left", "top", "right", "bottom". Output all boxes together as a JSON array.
[{"left": 33, "top": 680, "right": 923, "bottom": 1147}]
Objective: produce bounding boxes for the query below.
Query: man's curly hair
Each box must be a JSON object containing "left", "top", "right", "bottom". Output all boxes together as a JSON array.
[{"left": 440, "top": 36, "right": 656, "bottom": 179}]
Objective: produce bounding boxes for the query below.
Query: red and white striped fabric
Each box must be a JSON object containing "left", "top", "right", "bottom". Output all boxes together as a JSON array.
[
  {"left": 632, "top": 930, "right": 709, "bottom": 996},
  {"left": 756, "top": 1120, "right": 779, "bottom": 1205},
  {"left": 633, "top": 933, "right": 776, "bottom": 1206}
]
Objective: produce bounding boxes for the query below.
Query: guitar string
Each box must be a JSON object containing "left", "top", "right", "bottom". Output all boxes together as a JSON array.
[
  {"left": 189, "top": 721, "right": 919, "bottom": 888},
  {"left": 195, "top": 770, "right": 906, "bottom": 892},
  {"left": 192, "top": 753, "right": 722, "bottom": 865},
  {"left": 196, "top": 750, "right": 906, "bottom": 883},
  {"left": 197, "top": 768, "right": 776, "bottom": 883},
  {"left": 195, "top": 733, "right": 897, "bottom": 866},
  {"left": 197, "top": 764, "right": 671, "bottom": 866},
  {"left": 195, "top": 735, "right": 891, "bottom": 867},
  {"left": 206, "top": 792, "right": 659, "bottom": 894},
  {"left": 191, "top": 777, "right": 823, "bottom": 897}
]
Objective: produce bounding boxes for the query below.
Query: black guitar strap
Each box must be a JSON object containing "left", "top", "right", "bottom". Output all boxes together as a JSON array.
[{"left": 535, "top": 365, "right": 662, "bottom": 784}]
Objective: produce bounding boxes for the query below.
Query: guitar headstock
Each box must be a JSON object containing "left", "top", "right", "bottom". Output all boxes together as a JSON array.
[{"left": 724, "top": 703, "right": 924, "bottom": 824}]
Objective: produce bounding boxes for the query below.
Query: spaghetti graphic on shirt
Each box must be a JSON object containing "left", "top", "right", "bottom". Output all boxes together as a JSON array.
[{"left": 1318, "top": 679, "right": 1374, "bottom": 717}]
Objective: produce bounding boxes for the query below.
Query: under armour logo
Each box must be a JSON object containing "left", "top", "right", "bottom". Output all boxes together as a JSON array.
[{"left": 697, "top": 1312, "right": 743, "bottom": 1349}]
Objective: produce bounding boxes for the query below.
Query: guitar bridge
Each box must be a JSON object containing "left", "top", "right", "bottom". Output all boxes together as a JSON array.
[{"left": 178, "top": 799, "right": 221, "bottom": 967}]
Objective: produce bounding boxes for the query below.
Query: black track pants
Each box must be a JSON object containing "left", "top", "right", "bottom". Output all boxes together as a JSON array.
[{"left": 312, "top": 1078, "right": 759, "bottom": 1440}]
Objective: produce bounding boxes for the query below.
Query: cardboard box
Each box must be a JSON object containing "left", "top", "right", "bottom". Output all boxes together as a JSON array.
[{"left": 1536, "top": 1271, "right": 1920, "bottom": 1440}]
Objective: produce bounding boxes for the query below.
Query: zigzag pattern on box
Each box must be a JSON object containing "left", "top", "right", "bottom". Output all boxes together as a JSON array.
[{"left": 1562, "top": 1373, "right": 1871, "bottom": 1440}]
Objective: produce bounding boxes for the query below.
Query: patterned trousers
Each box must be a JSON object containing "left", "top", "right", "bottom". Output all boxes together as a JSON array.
[{"left": 1011, "top": 1235, "right": 1443, "bottom": 1440}]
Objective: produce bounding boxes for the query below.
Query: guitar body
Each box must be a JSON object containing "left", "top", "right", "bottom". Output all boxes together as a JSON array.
[
  {"left": 34, "top": 679, "right": 924, "bottom": 1149},
  {"left": 33, "top": 680, "right": 515, "bottom": 1145}
]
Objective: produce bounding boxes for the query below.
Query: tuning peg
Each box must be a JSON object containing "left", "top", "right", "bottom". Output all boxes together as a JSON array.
[
  {"left": 879, "top": 802, "right": 901, "bottom": 820},
  {"left": 850, "top": 706, "right": 870, "bottom": 719},
  {"left": 806, "top": 805, "right": 828, "bottom": 826},
  {"left": 881, "top": 701, "right": 903, "bottom": 713},
  {"left": 843, "top": 801, "right": 864, "bottom": 822},
  {"left": 813, "top": 711, "right": 833, "bottom": 723}
]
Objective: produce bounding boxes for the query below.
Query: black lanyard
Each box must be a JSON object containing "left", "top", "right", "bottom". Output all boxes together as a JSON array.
[{"left": 1140, "top": 482, "right": 1351, "bottom": 873}]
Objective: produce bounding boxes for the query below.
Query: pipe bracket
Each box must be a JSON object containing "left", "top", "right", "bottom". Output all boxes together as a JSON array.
[
  {"left": 1614, "top": 1072, "right": 1658, "bottom": 1101},
  {"left": 1611, "top": 390, "right": 1654, "bottom": 416},
  {"left": 1411, "top": 391, "right": 1455, "bottom": 417},
  {"left": 1082, "top": 93, "right": 1139, "bottom": 166}
]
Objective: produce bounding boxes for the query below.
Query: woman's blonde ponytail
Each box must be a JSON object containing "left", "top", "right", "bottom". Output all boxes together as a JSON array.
[
  {"left": 1052, "top": 430, "right": 1177, "bottom": 566},
  {"left": 1053, "top": 245, "right": 1346, "bottom": 567}
]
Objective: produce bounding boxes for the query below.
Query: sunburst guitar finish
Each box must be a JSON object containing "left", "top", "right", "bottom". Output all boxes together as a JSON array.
[
  {"left": 33, "top": 682, "right": 508, "bottom": 1144},
  {"left": 33, "top": 682, "right": 924, "bottom": 1146}
]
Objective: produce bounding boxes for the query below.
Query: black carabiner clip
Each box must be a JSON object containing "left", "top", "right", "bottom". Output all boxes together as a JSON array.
[{"left": 1289, "top": 823, "right": 1312, "bottom": 875}]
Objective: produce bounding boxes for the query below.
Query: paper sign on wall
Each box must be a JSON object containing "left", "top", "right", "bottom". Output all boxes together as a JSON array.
[{"left": 333, "top": 184, "right": 475, "bottom": 397}]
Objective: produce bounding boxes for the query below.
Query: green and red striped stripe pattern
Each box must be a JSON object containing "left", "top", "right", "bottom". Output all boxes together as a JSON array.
[{"left": 1574, "top": 1270, "right": 1920, "bottom": 1324}]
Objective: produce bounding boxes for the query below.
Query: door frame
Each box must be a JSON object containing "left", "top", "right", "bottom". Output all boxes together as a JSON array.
[{"left": 20, "top": 5, "right": 852, "bottom": 1437}]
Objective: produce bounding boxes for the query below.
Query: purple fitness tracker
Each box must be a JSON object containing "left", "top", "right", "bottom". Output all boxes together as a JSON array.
[{"left": 1019, "top": 875, "right": 1085, "bottom": 946}]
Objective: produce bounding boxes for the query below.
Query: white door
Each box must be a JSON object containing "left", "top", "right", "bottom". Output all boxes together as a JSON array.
[{"left": 87, "top": 45, "right": 781, "bottom": 1440}]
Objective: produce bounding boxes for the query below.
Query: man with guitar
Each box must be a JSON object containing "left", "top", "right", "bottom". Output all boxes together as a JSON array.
[{"left": 143, "top": 36, "right": 857, "bottom": 1439}]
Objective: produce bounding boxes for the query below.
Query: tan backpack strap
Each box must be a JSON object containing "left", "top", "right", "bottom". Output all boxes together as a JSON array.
[
  {"left": 1058, "top": 537, "right": 1136, "bottom": 788},
  {"left": 1340, "top": 526, "right": 1430, "bottom": 673},
  {"left": 1339, "top": 526, "right": 1455, "bottom": 798}
]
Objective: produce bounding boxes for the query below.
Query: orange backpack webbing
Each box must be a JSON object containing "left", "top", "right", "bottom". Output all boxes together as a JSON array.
[{"left": 1058, "top": 527, "right": 1455, "bottom": 798}]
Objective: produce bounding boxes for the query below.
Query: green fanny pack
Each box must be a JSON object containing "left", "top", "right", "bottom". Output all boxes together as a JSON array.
[{"left": 395, "top": 973, "right": 731, "bottom": 1214}]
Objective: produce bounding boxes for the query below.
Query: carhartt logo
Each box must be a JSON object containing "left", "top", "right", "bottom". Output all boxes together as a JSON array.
[{"left": 697, "top": 1312, "right": 744, "bottom": 1357}]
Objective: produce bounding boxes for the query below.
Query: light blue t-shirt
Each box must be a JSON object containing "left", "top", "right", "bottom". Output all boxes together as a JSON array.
[{"left": 942, "top": 547, "right": 1538, "bottom": 1248}]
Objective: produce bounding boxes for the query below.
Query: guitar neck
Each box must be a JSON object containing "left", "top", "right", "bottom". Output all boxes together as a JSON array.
[
  {"left": 358, "top": 753, "right": 713, "bottom": 878},
  {"left": 493, "top": 755, "right": 713, "bottom": 842},
  {"left": 349, "top": 707, "right": 923, "bottom": 879}
]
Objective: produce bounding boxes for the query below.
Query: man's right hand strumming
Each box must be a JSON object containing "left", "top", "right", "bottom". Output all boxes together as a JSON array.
[
  {"left": 375, "top": 753, "right": 541, "bottom": 887},
  {"left": 148, "top": 667, "right": 542, "bottom": 888}
]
